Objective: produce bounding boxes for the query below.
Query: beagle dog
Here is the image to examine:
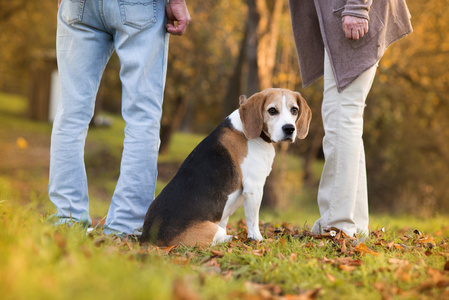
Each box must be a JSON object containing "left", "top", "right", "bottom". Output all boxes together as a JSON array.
[{"left": 140, "top": 88, "right": 312, "bottom": 247}]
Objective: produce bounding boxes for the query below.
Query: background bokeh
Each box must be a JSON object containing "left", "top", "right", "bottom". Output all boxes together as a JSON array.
[{"left": 1, "top": 0, "right": 448, "bottom": 216}]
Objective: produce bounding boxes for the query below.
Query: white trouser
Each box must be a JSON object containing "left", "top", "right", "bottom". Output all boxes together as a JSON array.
[{"left": 312, "top": 50, "right": 378, "bottom": 237}]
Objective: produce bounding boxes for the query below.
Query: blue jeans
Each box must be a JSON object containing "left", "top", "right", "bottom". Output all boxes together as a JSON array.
[{"left": 49, "top": 0, "right": 169, "bottom": 234}]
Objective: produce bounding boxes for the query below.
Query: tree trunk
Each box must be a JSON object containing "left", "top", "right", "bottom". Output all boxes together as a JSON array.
[
  {"left": 246, "top": 0, "right": 260, "bottom": 96},
  {"left": 222, "top": 21, "right": 249, "bottom": 118},
  {"left": 251, "top": 0, "right": 284, "bottom": 210}
]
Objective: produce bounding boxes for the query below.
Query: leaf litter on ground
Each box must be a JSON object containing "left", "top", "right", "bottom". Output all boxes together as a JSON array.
[{"left": 84, "top": 219, "right": 449, "bottom": 300}]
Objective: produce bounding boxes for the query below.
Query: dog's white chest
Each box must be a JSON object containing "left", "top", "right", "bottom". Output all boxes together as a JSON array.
[{"left": 241, "top": 139, "right": 275, "bottom": 187}]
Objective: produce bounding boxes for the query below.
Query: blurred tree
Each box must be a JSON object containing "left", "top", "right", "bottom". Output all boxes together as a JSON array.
[
  {"left": 0, "top": 2, "right": 57, "bottom": 93},
  {"left": 2, "top": 0, "right": 449, "bottom": 215},
  {"left": 364, "top": 0, "right": 449, "bottom": 214}
]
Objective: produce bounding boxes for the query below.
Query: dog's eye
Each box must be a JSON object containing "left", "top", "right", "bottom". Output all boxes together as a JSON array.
[
  {"left": 291, "top": 107, "right": 299, "bottom": 115},
  {"left": 268, "top": 107, "right": 278, "bottom": 115}
]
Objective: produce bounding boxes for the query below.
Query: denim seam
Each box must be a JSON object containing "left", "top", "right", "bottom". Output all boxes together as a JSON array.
[{"left": 99, "top": 0, "right": 114, "bottom": 34}]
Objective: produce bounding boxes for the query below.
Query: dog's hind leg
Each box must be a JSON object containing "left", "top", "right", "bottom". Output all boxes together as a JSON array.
[
  {"left": 212, "top": 225, "right": 233, "bottom": 246},
  {"left": 172, "top": 221, "right": 224, "bottom": 247}
]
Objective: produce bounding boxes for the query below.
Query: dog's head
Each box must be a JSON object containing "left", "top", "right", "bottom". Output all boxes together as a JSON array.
[{"left": 238, "top": 88, "right": 312, "bottom": 143}]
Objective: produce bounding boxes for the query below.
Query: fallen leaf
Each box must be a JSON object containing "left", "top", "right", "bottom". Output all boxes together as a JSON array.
[
  {"left": 245, "top": 281, "right": 282, "bottom": 298},
  {"left": 325, "top": 273, "right": 336, "bottom": 282},
  {"left": 355, "top": 243, "right": 379, "bottom": 256},
  {"left": 338, "top": 265, "right": 356, "bottom": 272},
  {"left": 445, "top": 261, "right": 449, "bottom": 271},
  {"left": 252, "top": 249, "right": 266, "bottom": 257},
  {"left": 202, "top": 257, "right": 220, "bottom": 268},
  {"left": 339, "top": 239, "right": 347, "bottom": 254},
  {"left": 210, "top": 250, "right": 225, "bottom": 257},
  {"left": 172, "top": 279, "right": 200, "bottom": 300},
  {"left": 417, "top": 268, "right": 449, "bottom": 291},
  {"left": 393, "top": 244, "right": 405, "bottom": 251},
  {"left": 171, "top": 257, "right": 190, "bottom": 265},
  {"left": 416, "top": 236, "right": 436, "bottom": 248},
  {"left": 385, "top": 241, "right": 395, "bottom": 250},
  {"left": 371, "top": 228, "right": 385, "bottom": 239},
  {"left": 388, "top": 258, "right": 409, "bottom": 266},
  {"left": 284, "top": 288, "right": 321, "bottom": 300},
  {"left": 159, "top": 245, "right": 176, "bottom": 254},
  {"left": 394, "top": 265, "right": 412, "bottom": 282},
  {"left": 221, "top": 270, "right": 233, "bottom": 281},
  {"left": 54, "top": 232, "right": 67, "bottom": 250}
]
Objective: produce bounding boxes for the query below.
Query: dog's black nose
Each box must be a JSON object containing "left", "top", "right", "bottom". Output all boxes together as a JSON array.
[{"left": 282, "top": 124, "right": 295, "bottom": 135}]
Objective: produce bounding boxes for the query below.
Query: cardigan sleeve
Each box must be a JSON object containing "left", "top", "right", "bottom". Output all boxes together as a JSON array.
[{"left": 341, "top": 0, "right": 372, "bottom": 20}]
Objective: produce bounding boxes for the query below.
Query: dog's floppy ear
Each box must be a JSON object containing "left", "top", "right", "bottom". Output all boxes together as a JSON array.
[
  {"left": 295, "top": 92, "right": 312, "bottom": 139},
  {"left": 239, "top": 95, "right": 247, "bottom": 105},
  {"left": 239, "top": 91, "right": 266, "bottom": 139}
]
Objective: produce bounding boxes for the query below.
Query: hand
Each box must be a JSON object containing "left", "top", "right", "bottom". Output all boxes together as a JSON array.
[
  {"left": 342, "top": 16, "right": 369, "bottom": 40},
  {"left": 166, "top": 0, "right": 191, "bottom": 36},
  {"left": 58, "top": 0, "right": 61, "bottom": 8}
]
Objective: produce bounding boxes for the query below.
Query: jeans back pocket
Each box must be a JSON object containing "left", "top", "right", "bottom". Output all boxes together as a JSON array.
[
  {"left": 61, "top": 0, "right": 86, "bottom": 25},
  {"left": 118, "top": 0, "right": 157, "bottom": 30}
]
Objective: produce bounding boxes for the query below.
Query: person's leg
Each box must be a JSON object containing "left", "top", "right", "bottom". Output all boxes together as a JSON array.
[
  {"left": 312, "top": 50, "right": 377, "bottom": 237},
  {"left": 102, "top": 0, "right": 169, "bottom": 235},
  {"left": 49, "top": 0, "right": 114, "bottom": 226}
]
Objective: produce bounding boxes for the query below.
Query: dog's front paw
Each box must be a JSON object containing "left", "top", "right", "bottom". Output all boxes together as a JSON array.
[{"left": 247, "top": 233, "right": 264, "bottom": 242}]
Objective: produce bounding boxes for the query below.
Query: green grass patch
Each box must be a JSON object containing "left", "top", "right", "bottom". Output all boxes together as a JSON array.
[
  {"left": 1, "top": 93, "right": 449, "bottom": 299},
  {"left": 1, "top": 200, "right": 448, "bottom": 300}
]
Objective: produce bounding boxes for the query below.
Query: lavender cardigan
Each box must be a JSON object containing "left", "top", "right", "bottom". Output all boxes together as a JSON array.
[{"left": 289, "top": 0, "right": 413, "bottom": 92}]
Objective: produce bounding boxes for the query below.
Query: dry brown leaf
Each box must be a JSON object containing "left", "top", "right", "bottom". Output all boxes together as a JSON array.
[
  {"left": 159, "top": 245, "right": 176, "bottom": 254},
  {"left": 210, "top": 250, "right": 225, "bottom": 257},
  {"left": 339, "top": 239, "right": 347, "bottom": 254},
  {"left": 355, "top": 243, "right": 379, "bottom": 256},
  {"left": 388, "top": 258, "right": 409, "bottom": 265},
  {"left": 270, "top": 263, "right": 279, "bottom": 272},
  {"left": 81, "top": 245, "right": 92, "bottom": 258},
  {"left": 54, "top": 232, "right": 67, "bottom": 250},
  {"left": 172, "top": 279, "right": 200, "bottom": 300},
  {"left": 325, "top": 273, "right": 336, "bottom": 282},
  {"left": 245, "top": 281, "right": 282, "bottom": 298},
  {"left": 393, "top": 244, "right": 405, "bottom": 251},
  {"left": 394, "top": 265, "right": 412, "bottom": 282},
  {"left": 283, "top": 288, "right": 321, "bottom": 300},
  {"left": 385, "top": 241, "right": 395, "bottom": 249},
  {"left": 414, "top": 267, "right": 449, "bottom": 291},
  {"left": 416, "top": 236, "right": 436, "bottom": 248},
  {"left": 252, "top": 249, "right": 266, "bottom": 257},
  {"left": 171, "top": 257, "right": 190, "bottom": 265},
  {"left": 222, "top": 270, "right": 233, "bottom": 281},
  {"left": 289, "top": 253, "right": 297, "bottom": 262},
  {"left": 203, "top": 257, "right": 220, "bottom": 268},
  {"left": 93, "top": 236, "right": 107, "bottom": 247},
  {"left": 444, "top": 261, "right": 449, "bottom": 271},
  {"left": 338, "top": 265, "right": 356, "bottom": 272}
]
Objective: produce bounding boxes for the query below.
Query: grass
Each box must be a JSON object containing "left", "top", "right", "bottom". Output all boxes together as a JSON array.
[{"left": 1, "top": 93, "right": 448, "bottom": 299}]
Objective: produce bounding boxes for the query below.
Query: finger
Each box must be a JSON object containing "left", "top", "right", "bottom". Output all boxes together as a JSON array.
[
  {"left": 351, "top": 28, "right": 359, "bottom": 40},
  {"left": 166, "top": 24, "right": 182, "bottom": 35},
  {"left": 343, "top": 25, "right": 352, "bottom": 39},
  {"left": 359, "top": 28, "right": 364, "bottom": 38},
  {"left": 166, "top": 19, "right": 189, "bottom": 36}
]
